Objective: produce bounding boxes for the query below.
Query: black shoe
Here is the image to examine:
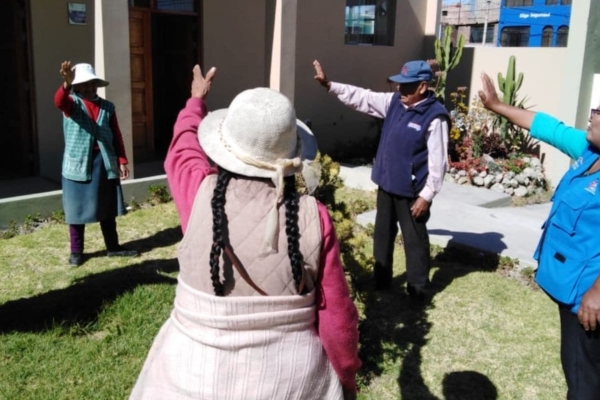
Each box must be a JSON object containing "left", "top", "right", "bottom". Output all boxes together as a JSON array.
[
  {"left": 407, "top": 283, "right": 430, "bottom": 301},
  {"left": 374, "top": 278, "right": 392, "bottom": 291},
  {"left": 106, "top": 246, "right": 139, "bottom": 257},
  {"left": 69, "top": 253, "right": 84, "bottom": 267}
]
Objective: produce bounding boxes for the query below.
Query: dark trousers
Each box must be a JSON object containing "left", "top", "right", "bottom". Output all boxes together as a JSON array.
[
  {"left": 373, "top": 187, "right": 430, "bottom": 290},
  {"left": 69, "top": 218, "right": 119, "bottom": 254},
  {"left": 559, "top": 306, "right": 600, "bottom": 400}
]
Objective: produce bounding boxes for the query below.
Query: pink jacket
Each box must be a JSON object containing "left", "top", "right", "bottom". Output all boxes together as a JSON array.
[{"left": 164, "top": 97, "right": 361, "bottom": 391}]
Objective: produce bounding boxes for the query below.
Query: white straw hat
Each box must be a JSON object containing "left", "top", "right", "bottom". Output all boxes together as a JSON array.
[
  {"left": 198, "top": 87, "right": 319, "bottom": 256},
  {"left": 199, "top": 87, "right": 316, "bottom": 178},
  {"left": 71, "top": 63, "right": 109, "bottom": 87}
]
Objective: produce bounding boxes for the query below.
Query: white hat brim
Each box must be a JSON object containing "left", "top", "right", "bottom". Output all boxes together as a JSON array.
[
  {"left": 198, "top": 108, "right": 318, "bottom": 178},
  {"left": 72, "top": 75, "right": 109, "bottom": 87}
]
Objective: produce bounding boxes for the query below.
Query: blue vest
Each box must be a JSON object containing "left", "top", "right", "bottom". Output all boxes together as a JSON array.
[
  {"left": 534, "top": 146, "right": 600, "bottom": 313},
  {"left": 371, "top": 93, "right": 449, "bottom": 197},
  {"left": 62, "top": 95, "right": 119, "bottom": 182}
]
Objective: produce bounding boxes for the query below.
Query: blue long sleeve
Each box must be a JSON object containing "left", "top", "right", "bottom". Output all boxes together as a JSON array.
[{"left": 530, "top": 113, "right": 588, "bottom": 160}]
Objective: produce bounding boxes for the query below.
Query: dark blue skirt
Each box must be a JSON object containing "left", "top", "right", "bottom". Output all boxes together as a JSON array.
[{"left": 62, "top": 150, "right": 126, "bottom": 224}]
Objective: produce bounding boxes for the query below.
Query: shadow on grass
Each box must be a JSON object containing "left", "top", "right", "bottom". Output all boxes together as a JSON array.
[
  {"left": 0, "top": 258, "right": 178, "bottom": 333},
  {"left": 352, "top": 241, "right": 503, "bottom": 400},
  {"left": 84, "top": 226, "right": 183, "bottom": 259}
]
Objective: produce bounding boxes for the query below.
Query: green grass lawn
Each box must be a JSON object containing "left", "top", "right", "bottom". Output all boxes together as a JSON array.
[{"left": 0, "top": 189, "right": 565, "bottom": 399}]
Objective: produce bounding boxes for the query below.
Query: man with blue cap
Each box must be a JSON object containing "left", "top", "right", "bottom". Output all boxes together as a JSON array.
[{"left": 313, "top": 59, "right": 450, "bottom": 298}]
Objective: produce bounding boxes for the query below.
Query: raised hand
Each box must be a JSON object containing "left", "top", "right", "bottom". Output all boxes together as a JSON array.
[
  {"left": 313, "top": 60, "right": 330, "bottom": 89},
  {"left": 191, "top": 64, "right": 217, "bottom": 99},
  {"left": 478, "top": 73, "right": 501, "bottom": 110},
  {"left": 60, "top": 61, "right": 75, "bottom": 87}
]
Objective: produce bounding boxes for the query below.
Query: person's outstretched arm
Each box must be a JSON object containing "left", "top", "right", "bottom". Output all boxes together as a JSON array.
[
  {"left": 313, "top": 60, "right": 393, "bottom": 119},
  {"left": 478, "top": 73, "right": 587, "bottom": 159},
  {"left": 164, "top": 64, "right": 218, "bottom": 233},
  {"left": 54, "top": 60, "right": 75, "bottom": 116}
]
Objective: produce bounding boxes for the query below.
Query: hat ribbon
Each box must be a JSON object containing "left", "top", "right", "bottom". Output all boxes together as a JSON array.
[{"left": 220, "top": 127, "right": 302, "bottom": 256}]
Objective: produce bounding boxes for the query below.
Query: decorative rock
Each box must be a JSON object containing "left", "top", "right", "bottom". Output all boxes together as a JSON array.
[
  {"left": 502, "top": 176, "right": 512, "bottom": 186},
  {"left": 529, "top": 158, "right": 542, "bottom": 168},
  {"left": 522, "top": 167, "right": 535, "bottom": 178},
  {"left": 514, "top": 186, "right": 529, "bottom": 197},
  {"left": 479, "top": 170, "right": 488, "bottom": 178},
  {"left": 491, "top": 183, "right": 505, "bottom": 193},
  {"left": 506, "top": 171, "right": 516, "bottom": 180},
  {"left": 523, "top": 177, "right": 530, "bottom": 186},
  {"left": 473, "top": 176, "right": 484, "bottom": 186},
  {"left": 522, "top": 156, "right": 531, "bottom": 164},
  {"left": 450, "top": 167, "right": 457, "bottom": 174},
  {"left": 483, "top": 175, "right": 494, "bottom": 188},
  {"left": 494, "top": 173, "right": 504, "bottom": 183},
  {"left": 482, "top": 154, "right": 495, "bottom": 164},
  {"left": 504, "top": 187, "right": 515, "bottom": 196},
  {"left": 458, "top": 170, "right": 467, "bottom": 177},
  {"left": 457, "top": 176, "right": 469, "bottom": 185},
  {"left": 515, "top": 174, "right": 526, "bottom": 184},
  {"left": 509, "top": 179, "right": 519, "bottom": 188},
  {"left": 469, "top": 168, "right": 478, "bottom": 177}
]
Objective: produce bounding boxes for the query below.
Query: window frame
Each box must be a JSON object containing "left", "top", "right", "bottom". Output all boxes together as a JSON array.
[
  {"left": 469, "top": 24, "right": 495, "bottom": 44},
  {"left": 504, "top": 0, "right": 533, "bottom": 6},
  {"left": 556, "top": 26, "right": 569, "bottom": 47},
  {"left": 541, "top": 26, "right": 553, "bottom": 47},
  {"left": 344, "top": 0, "right": 397, "bottom": 47},
  {"left": 500, "top": 26, "right": 531, "bottom": 47}
]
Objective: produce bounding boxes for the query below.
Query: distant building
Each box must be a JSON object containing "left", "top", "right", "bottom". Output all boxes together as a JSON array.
[
  {"left": 441, "top": 1, "right": 500, "bottom": 47},
  {"left": 498, "top": 0, "right": 572, "bottom": 47}
]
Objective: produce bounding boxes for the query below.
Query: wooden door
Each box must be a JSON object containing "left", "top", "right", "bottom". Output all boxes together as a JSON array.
[
  {"left": 0, "top": 0, "right": 35, "bottom": 179},
  {"left": 129, "top": 9, "right": 154, "bottom": 162}
]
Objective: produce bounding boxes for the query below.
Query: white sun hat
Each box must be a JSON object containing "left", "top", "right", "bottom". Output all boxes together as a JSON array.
[
  {"left": 198, "top": 87, "right": 319, "bottom": 255},
  {"left": 71, "top": 63, "right": 109, "bottom": 87}
]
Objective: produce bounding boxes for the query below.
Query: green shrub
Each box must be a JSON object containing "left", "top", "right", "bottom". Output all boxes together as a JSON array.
[
  {"left": 297, "top": 153, "right": 374, "bottom": 295},
  {"left": 147, "top": 185, "right": 172, "bottom": 205}
]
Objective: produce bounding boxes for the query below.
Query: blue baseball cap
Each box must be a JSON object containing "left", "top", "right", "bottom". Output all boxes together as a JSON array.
[{"left": 388, "top": 60, "right": 433, "bottom": 84}]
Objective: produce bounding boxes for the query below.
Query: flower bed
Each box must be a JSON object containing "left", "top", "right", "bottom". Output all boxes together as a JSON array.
[
  {"left": 445, "top": 154, "right": 547, "bottom": 197},
  {"left": 446, "top": 89, "right": 549, "bottom": 197}
]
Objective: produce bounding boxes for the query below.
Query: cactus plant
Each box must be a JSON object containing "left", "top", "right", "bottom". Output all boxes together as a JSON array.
[
  {"left": 431, "top": 25, "right": 466, "bottom": 102},
  {"left": 497, "top": 56, "right": 524, "bottom": 139}
]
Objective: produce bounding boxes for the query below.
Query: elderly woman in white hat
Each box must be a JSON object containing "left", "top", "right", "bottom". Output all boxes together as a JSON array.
[
  {"left": 129, "top": 64, "right": 360, "bottom": 400},
  {"left": 54, "top": 61, "right": 137, "bottom": 267}
]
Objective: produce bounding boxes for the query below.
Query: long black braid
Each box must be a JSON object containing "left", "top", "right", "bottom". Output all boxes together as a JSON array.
[
  {"left": 209, "top": 168, "right": 232, "bottom": 296},
  {"left": 283, "top": 176, "right": 306, "bottom": 294}
]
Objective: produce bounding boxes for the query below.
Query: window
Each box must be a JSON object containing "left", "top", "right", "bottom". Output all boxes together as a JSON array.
[
  {"left": 541, "top": 26, "right": 553, "bottom": 47},
  {"left": 469, "top": 24, "right": 494, "bottom": 44},
  {"left": 345, "top": 0, "right": 396, "bottom": 46},
  {"left": 556, "top": 26, "right": 569, "bottom": 47},
  {"left": 128, "top": 0, "right": 196, "bottom": 12},
  {"left": 545, "top": 0, "right": 558, "bottom": 5},
  {"left": 129, "top": 0, "right": 150, "bottom": 7},
  {"left": 561, "top": 0, "right": 572, "bottom": 5},
  {"left": 504, "top": 0, "right": 533, "bottom": 6},
  {"left": 156, "top": 0, "right": 195, "bottom": 12},
  {"left": 500, "top": 26, "right": 530, "bottom": 47}
]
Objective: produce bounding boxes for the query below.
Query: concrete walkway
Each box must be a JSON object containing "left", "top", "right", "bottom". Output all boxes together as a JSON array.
[{"left": 340, "top": 165, "right": 550, "bottom": 267}]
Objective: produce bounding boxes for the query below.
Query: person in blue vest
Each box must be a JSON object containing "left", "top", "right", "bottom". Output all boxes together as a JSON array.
[
  {"left": 313, "top": 60, "right": 450, "bottom": 297},
  {"left": 478, "top": 72, "right": 600, "bottom": 400},
  {"left": 54, "top": 61, "right": 138, "bottom": 266}
]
